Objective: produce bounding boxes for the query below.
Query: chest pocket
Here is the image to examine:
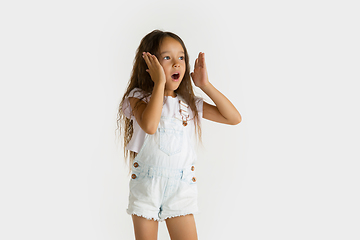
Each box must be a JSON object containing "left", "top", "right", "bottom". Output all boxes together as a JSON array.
[{"left": 158, "top": 118, "right": 184, "bottom": 156}]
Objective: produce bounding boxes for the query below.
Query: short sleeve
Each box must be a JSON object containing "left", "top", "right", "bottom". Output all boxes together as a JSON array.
[{"left": 122, "top": 88, "right": 150, "bottom": 120}]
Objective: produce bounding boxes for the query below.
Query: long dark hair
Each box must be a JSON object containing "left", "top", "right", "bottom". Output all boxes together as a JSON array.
[{"left": 116, "top": 30, "right": 202, "bottom": 167}]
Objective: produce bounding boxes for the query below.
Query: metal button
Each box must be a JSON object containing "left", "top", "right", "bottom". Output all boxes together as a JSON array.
[
  {"left": 133, "top": 162, "right": 139, "bottom": 168},
  {"left": 192, "top": 177, "right": 196, "bottom": 182},
  {"left": 191, "top": 166, "right": 195, "bottom": 171},
  {"left": 131, "top": 174, "right": 137, "bottom": 179}
]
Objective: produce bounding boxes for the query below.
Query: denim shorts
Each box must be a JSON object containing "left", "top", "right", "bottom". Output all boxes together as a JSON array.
[{"left": 126, "top": 160, "right": 198, "bottom": 221}]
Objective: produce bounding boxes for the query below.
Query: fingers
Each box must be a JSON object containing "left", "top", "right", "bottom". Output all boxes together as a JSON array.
[
  {"left": 143, "top": 52, "right": 159, "bottom": 63},
  {"left": 199, "top": 52, "right": 206, "bottom": 68},
  {"left": 198, "top": 52, "right": 203, "bottom": 67},
  {"left": 194, "top": 52, "right": 206, "bottom": 69},
  {"left": 194, "top": 58, "right": 199, "bottom": 69},
  {"left": 142, "top": 52, "right": 152, "bottom": 71},
  {"left": 143, "top": 52, "right": 160, "bottom": 73}
]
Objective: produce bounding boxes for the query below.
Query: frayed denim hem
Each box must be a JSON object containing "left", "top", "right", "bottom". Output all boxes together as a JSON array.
[
  {"left": 127, "top": 208, "right": 160, "bottom": 221},
  {"left": 160, "top": 210, "right": 199, "bottom": 222},
  {"left": 127, "top": 208, "right": 199, "bottom": 222}
]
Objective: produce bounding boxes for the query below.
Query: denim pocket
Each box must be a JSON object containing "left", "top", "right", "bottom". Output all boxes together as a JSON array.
[{"left": 159, "top": 128, "right": 183, "bottom": 156}]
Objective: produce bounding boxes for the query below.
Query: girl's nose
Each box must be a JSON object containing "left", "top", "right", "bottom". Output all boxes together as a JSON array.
[{"left": 173, "top": 61, "right": 180, "bottom": 68}]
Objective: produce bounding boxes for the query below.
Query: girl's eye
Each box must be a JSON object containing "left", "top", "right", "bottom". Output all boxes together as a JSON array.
[
  {"left": 179, "top": 56, "right": 184, "bottom": 60},
  {"left": 164, "top": 56, "right": 170, "bottom": 60}
]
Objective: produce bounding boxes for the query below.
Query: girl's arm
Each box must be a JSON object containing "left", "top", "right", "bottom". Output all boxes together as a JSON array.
[
  {"left": 191, "top": 52, "right": 241, "bottom": 125},
  {"left": 129, "top": 52, "right": 166, "bottom": 134}
]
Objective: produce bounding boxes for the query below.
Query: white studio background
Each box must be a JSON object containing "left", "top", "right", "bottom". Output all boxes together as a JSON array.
[{"left": 1, "top": 0, "right": 359, "bottom": 239}]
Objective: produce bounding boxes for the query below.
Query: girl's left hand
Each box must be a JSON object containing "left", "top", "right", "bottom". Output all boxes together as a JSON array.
[{"left": 191, "top": 52, "right": 210, "bottom": 89}]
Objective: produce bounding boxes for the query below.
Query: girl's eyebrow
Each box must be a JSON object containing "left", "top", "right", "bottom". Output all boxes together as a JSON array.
[{"left": 160, "top": 51, "right": 185, "bottom": 55}]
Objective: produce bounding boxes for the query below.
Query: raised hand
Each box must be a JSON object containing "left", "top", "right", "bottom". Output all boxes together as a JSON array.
[
  {"left": 190, "top": 52, "right": 210, "bottom": 89},
  {"left": 142, "top": 52, "right": 166, "bottom": 85}
]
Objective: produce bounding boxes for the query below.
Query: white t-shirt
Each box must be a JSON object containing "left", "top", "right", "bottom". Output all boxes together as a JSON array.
[{"left": 122, "top": 88, "right": 203, "bottom": 153}]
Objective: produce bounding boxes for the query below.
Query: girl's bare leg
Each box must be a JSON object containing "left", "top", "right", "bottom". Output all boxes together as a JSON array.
[
  {"left": 132, "top": 215, "right": 159, "bottom": 240},
  {"left": 165, "top": 214, "right": 198, "bottom": 240}
]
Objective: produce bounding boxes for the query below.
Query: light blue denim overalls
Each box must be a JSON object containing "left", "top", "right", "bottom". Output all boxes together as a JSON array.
[{"left": 126, "top": 95, "right": 199, "bottom": 221}]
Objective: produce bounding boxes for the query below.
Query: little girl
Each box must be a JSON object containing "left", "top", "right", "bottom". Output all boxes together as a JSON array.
[{"left": 117, "top": 30, "right": 241, "bottom": 240}]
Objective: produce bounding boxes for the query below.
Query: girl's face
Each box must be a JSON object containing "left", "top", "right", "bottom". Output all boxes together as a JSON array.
[{"left": 157, "top": 37, "right": 186, "bottom": 96}]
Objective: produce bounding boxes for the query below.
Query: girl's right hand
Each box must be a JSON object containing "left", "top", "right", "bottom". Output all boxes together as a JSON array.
[{"left": 142, "top": 52, "right": 166, "bottom": 86}]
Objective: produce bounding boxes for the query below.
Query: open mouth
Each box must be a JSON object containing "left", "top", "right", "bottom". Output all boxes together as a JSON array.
[{"left": 171, "top": 73, "right": 180, "bottom": 80}]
